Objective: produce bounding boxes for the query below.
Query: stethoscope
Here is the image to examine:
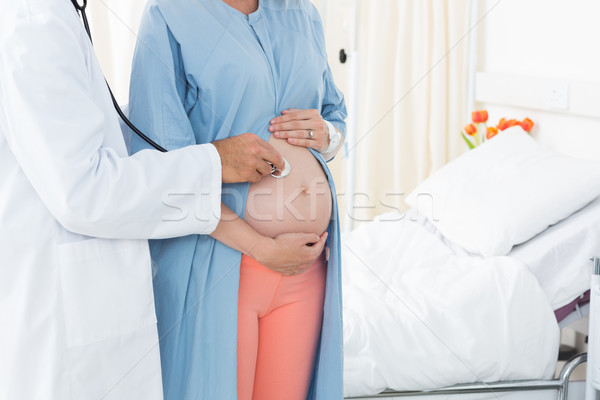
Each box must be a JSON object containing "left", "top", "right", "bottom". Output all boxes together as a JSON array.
[
  {"left": 70, "top": 0, "right": 290, "bottom": 178},
  {"left": 70, "top": 0, "right": 167, "bottom": 153}
]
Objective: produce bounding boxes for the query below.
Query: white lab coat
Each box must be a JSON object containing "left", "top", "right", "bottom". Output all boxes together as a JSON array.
[{"left": 0, "top": 0, "right": 223, "bottom": 399}]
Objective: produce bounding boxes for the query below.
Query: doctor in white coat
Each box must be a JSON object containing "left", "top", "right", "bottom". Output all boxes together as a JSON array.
[{"left": 0, "top": 0, "right": 327, "bottom": 399}]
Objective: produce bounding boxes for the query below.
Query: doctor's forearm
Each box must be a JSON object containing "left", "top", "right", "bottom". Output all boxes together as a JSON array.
[
  {"left": 210, "top": 204, "right": 327, "bottom": 275},
  {"left": 210, "top": 204, "right": 270, "bottom": 257}
]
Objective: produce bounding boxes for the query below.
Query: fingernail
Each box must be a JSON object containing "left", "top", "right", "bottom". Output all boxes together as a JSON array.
[
  {"left": 274, "top": 132, "right": 280, "bottom": 137},
  {"left": 270, "top": 118, "right": 276, "bottom": 124},
  {"left": 288, "top": 138, "right": 295, "bottom": 144},
  {"left": 268, "top": 126, "right": 274, "bottom": 132}
]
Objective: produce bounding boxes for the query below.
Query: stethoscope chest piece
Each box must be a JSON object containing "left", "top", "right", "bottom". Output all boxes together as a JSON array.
[{"left": 269, "top": 157, "right": 291, "bottom": 179}]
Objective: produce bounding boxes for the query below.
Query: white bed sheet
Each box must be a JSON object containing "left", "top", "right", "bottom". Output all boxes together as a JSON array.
[
  {"left": 341, "top": 215, "right": 559, "bottom": 397},
  {"left": 342, "top": 198, "right": 599, "bottom": 397},
  {"left": 414, "top": 196, "right": 600, "bottom": 309},
  {"left": 510, "top": 196, "right": 600, "bottom": 309}
]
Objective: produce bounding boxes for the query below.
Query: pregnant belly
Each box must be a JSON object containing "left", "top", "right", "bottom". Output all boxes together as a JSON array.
[{"left": 244, "top": 135, "right": 332, "bottom": 238}]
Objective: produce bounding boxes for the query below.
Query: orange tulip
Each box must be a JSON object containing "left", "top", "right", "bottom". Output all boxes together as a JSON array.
[
  {"left": 520, "top": 118, "right": 534, "bottom": 132},
  {"left": 486, "top": 127, "right": 498, "bottom": 140},
  {"left": 472, "top": 110, "right": 489, "bottom": 123},
  {"left": 498, "top": 118, "right": 519, "bottom": 131},
  {"left": 464, "top": 123, "right": 477, "bottom": 136}
]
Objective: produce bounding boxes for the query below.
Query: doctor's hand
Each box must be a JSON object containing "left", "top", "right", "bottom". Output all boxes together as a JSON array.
[
  {"left": 269, "top": 109, "right": 330, "bottom": 153},
  {"left": 249, "top": 232, "right": 328, "bottom": 276},
  {"left": 212, "top": 133, "right": 284, "bottom": 183}
]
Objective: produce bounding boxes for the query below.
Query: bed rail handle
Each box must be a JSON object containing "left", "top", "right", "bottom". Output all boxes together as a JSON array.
[{"left": 586, "top": 257, "right": 600, "bottom": 400}]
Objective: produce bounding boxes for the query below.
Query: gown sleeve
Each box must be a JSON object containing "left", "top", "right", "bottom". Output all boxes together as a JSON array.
[
  {"left": 321, "top": 66, "right": 347, "bottom": 137},
  {"left": 0, "top": 9, "right": 221, "bottom": 239},
  {"left": 128, "top": 3, "right": 199, "bottom": 153}
]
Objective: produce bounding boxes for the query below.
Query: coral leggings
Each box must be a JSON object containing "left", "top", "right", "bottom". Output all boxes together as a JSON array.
[{"left": 237, "top": 252, "right": 327, "bottom": 400}]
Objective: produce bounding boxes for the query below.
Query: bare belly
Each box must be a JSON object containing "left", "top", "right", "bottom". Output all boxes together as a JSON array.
[{"left": 244, "top": 135, "right": 332, "bottom": 238}]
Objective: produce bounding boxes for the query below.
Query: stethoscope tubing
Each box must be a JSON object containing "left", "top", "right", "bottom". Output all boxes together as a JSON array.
[{"left": 71, "top": 0, "right": 167, "bottom": 152}]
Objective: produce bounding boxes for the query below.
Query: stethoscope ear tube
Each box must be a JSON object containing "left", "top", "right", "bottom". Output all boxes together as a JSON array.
[
  {"left": 71, "top": 0, "right": 87, "bottom": 12},
  {"left": 71, "top": 0, "right": 167, "bottom": 153}
]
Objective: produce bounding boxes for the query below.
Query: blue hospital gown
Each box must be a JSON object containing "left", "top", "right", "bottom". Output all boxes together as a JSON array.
[{"left": 128, "top": 0, "right": 347, "bottom": 398}]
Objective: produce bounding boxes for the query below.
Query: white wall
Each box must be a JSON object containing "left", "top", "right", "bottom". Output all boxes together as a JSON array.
[
  {"left": 480, "top": 0, "right": 600, "bottom": 80},
  {"left": 477, "top": 0, "right": 600, "bottom": 160}
]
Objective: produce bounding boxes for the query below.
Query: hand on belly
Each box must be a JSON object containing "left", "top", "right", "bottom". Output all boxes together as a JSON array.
[{"left": 244, "top": 135, "right": 332, "bottom": 238}]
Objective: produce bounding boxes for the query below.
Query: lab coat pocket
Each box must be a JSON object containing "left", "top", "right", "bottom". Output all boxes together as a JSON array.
[{"left": 57, "top": 238, "right": 157, "bottom": 347}]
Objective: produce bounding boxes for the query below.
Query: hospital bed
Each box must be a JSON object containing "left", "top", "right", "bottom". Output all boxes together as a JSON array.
[
  {"left": 336, "top": 0, "right": 600, "bottom": 387},
  {"left": 340, "top": 129, "right": 600, "bottom": 399},
  {"left": 341, "top": 201, "right": 599, "bottom": 399}
]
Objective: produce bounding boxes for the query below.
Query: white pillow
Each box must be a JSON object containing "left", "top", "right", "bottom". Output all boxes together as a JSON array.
[{"left": 405, "top": 126, "right": 600, "bottom": 257}]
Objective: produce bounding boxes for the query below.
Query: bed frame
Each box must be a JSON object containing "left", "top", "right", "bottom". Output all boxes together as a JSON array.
[{"left": 345, "top": 353, "right": 586, "bottom": 399}]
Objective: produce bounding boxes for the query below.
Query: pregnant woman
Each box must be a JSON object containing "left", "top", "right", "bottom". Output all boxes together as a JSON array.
[{"left": 128, "top": 0, "right": 346, "bottom": 399}]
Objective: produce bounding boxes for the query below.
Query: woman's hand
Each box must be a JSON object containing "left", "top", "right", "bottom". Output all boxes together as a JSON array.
[
  {"left": 211, "top": 205, "right": 328, "bottom": 276},
  {"left": 249, "top": 231, "right": 328, "bottom": 276},
  {"left": 269, "top": 109, "right": 330, "bottom": 153}
]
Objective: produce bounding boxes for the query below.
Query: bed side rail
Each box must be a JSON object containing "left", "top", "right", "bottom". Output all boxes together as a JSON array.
[{"left": 345, "top": 353, "right": 587, "bottom": 399}]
